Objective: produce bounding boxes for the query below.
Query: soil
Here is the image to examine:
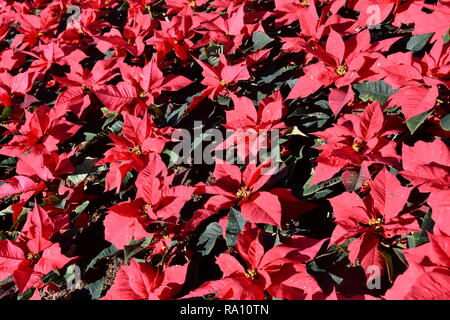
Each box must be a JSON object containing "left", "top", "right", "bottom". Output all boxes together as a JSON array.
[
  {"left": 104, "top": 256, "right": 124, "bottom": 290},
  {"left": 42, "top": 256, "right": 124, "bottom": 300}
]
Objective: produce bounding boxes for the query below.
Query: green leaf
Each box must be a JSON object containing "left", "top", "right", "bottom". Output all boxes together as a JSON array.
[
  {"left": 406, "top": 110, "right": 432, "bottom": 134},
  {"left": 308, "top": 260, "right": 344, "bottom": 285},
  {"left": 67, "top": 157, "right": 97, "bottom": 185},
  {"left": 122, "top": 171, "right": 134, "bottom": 185},
  {"left": 440, "top": 113, "right": 450, "bottom": 131},
  {"left": 0, "top": 205, "right": 13, "bottom": 217},
  {"left": 12, "top": 206, "right": 30, "bottom": 229},
  {"left": 164, "top": 104, "right": 187, "bottom": 126},
  {"left": 379, "top": 246, "right": 395, "bottom": 283},
  {"left": 107, "top": 118, "right": 123, "bottom": 134},
  {"left": 303, "top": 175, "right": 342, "bottom": 197},
  {"left": 0, "top": 106, "right": 12, "bottom": 121},
  {"left": 420, "top": 210, "right": 434, "bottom": 233},
  {"left": 199, "top": 42, "right": 224, "bottom": 66},
  {"left": 103, "top": 49, "right": 115, "bottom": 60},
  {"left": 18, "top": 288, "right": 35, "bottom": 300},
  {"left": 314, "top": 100, "right": 330, "bottom": 110},
  {"left": 379, "top": 246, "right": 408, "bottom": 283},
  {"left": 0, "top": 157, "right": 16, "bottom": 168},
  {"left": 300, "top": 112, "right": 330, "bottom": 130},
  {"left": 163, "top": 149, "right": 180, "bottom": 168},
  {"left": 217, "top": 95, "right": 231, "bottom": 106},
  {"left": 141, "top": 237, "right": 153, "bottom": 248},
  {"left": 353, "top": 80, "right": 397, "bottom": 105},
  {"left": 83, "top": 132, "right": 97, "bottom": 142},
  {"left": 42, "top": 270, "right": 65, "bottom": 285},
  {"left": 71, "top": 201, "right": 89, "bottom": 223},
  {"left": 444, "top": 29, "right": 450, "bottom": 44},
  {"left": 197, "top": 222, "right": 223, "bottom": 256},
  {"left": 75, "top": 202, "right": 90, "bottom": 213},
  {"left": 0, "top": 276, "right": 13, "bottom": 287},
  {"left": 393, "top": 248, "right": 408, "bottom": 266},
  {"left": 86, "top": 245, "right": 119, "bottom": 271},
  {"left": 264, "top": 224, "right": 277, "bottom": 234},
  {"left": 225, "top": 208, "right": 247, "bottom": 247},
  {"left": 84, "top": 278, "right": 105, "bottom": 300},
  {"left": 409, "top": 220, "right": 433, "bottom": 248},
  {"left": 309, "top": 188, "right": 335, "bottom": 200},
  {"left": 101, "top": 107, "right": 117, "bottom": 118},
  {"left": 124, "top": 240, "right": 146, "bottom": 263},
  {"left": 252, "top": 31, "right": 273, "bottom": 51},
  {"left": 258, "top": 65, "right": 295, "bottom": 85},
  {"left": 406, "top": 33, "right": 433, "bottom": 52}
]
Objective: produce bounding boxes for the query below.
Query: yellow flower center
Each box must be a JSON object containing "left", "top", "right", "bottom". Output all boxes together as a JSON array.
[
  {"left": 368, "top": 217, "right": 382, "bottom": 226},
  {"left": 81, "top": 84, "right": 92, "bottom": 91},
  {"left": 220, "top": 80, "right": 228, "bottom": 87},
  {"left": 141, "top": 203, "right": 153, "bottom": 217},
  {"left": 352, "top": 140, "right": 366, "bottom": 153},
  {"left": 37, "top": 32, "right": 45, "bottom": 37},
  {"left": 26, "top": 252, "right": 40, "bottom": 261},
  {"left": 131, "top": 145, "right": 142, "bottom": 155},
  {"left": 307, "top": 39, "right": 316, "bottom": 50},
  {"left": 236, "top": 186, "right": 249, "bottom": 200},
  {"left": 299, "top": 1, "right": 309, "bottom": 7},
  {"left": 189, "top": 1, "right": 196, "bottom": 7},
  {"left": 368, "top": 217, "right": 384, "bottom": 230},
  {"left": 245, "top": 268, "right": 257, "bottom": 279},
  {"left": 336, "top": 65, "right": 348, "bottom": 76},
  {"left": 139, "top": 91, "right": 148, "bottom": 99}
]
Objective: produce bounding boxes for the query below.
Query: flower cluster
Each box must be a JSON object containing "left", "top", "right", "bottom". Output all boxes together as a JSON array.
[{"left": 0, "top": 0, "right": 449, "bottom": 300}]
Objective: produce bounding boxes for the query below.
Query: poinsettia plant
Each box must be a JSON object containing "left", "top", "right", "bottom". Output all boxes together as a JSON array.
[{"left": 0, "top": 0, "right": 449, "bottom": 301}]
